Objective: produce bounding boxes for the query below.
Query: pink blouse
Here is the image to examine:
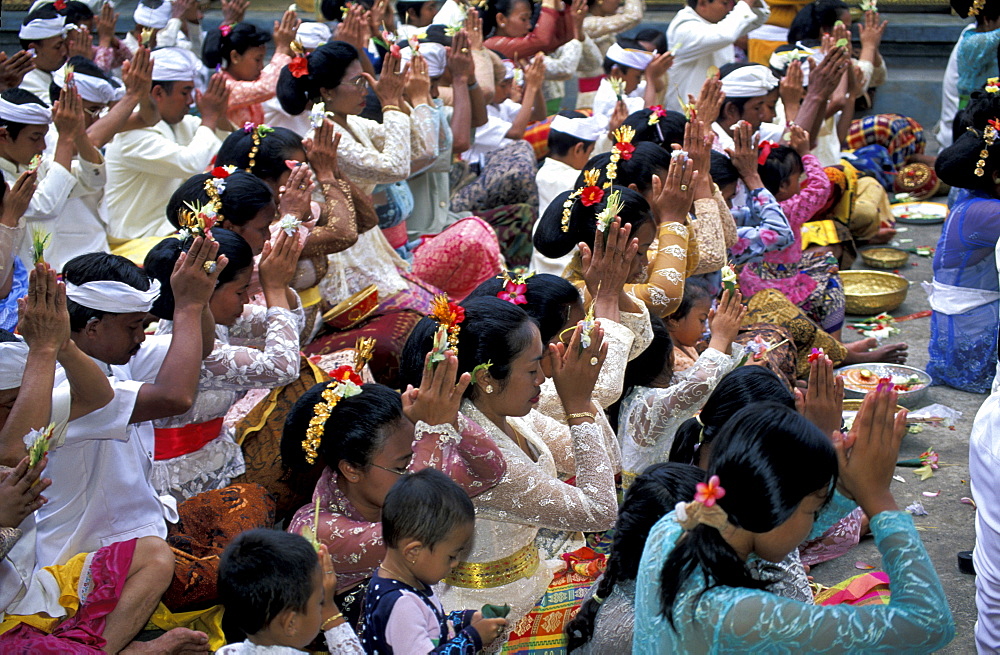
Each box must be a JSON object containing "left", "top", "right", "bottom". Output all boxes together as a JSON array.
[
  {"left": 286, "top": 415, "right": 506, "bottom": 592},
  {"left": 764, "top": 153, "right": 832, "bottom": 265},
  {"left": 223, "top": 53, "right": 292, "bottom": 127}
]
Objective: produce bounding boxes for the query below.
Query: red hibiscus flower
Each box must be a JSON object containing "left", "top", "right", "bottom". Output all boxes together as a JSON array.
[
  {"left": 614, "top": 142, "right": 635, "bottom": 161},
  {"left": 289, "top": 55, "right": 309, "bottom": 79},
  {"left": 211, "top": 166, "right": 231, "bottom": 178},
  {"left": 580, "top": 185, "right": 604, "bottom": 207},
  {"left": 54, "top": 0, "right": 66, "bottom": 10},
  {"left": 331, "top": 365, "right": 364, "bottom": 386}
]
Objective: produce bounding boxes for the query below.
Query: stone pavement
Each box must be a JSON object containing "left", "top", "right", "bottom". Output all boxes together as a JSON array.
[{"left": 814, "top": 205, "right": 982, "bottom": 654}]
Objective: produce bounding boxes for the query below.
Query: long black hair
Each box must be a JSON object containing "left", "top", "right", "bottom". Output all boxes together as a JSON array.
[
  {"left": 622, "top": 108, "right": 687, "bottom": 150},
  {"left": 534, "top": 185, "right": 653, "bottom": 259},
  {"left": 216, "top": 126, "right": 305, "bottom": 182},
  {"left": 464, "top": 273, "right": 580, "bottom": 344},
  {"left": 574, "top": 143, "right": 672, "bottom": 195},
  {"left": 658, "top": 403, "right": 838, "bottom": 626},
  {"left": 669, "top": 366, "right": 794, "bottom": 465},
  {"left": 202, "top": 22, "right": 272, "bottom": 69},
  {"left": 787, "top": 0, "right": 850, "bottom": 43},
  {"left": 281, "top": 382, "right": 405, "bottom": 472},
  {"left": 143, "top": 228, "right": 255, "bottom": 320},
  {"left": 936, "top": 129, "right": 1000, "bottom": 195},
  {"left": 276, "top": 41, "right": 360, "bottom": 116},
  {"left": 607, "top": 316, "right": 673, "bottom": 432},
  {"left": 758, "top": 145, "right": 803, "bottom": 197},
  {"left": 166, "top": 171, "right": 275, "bottom": 230},
  {"left": 398, "top": 297, "right": 539, "bottom": 396},
  {"left": 566, "top": 462, "right": 704, "bottom": 651}
]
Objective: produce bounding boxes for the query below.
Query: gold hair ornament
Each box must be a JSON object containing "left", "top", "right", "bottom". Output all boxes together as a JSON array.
[
  {"left": 561, "top": 168, "right": 602, "bottom": 232},
  {"left": 242, "top": 123, "right": 274, "bottom": 173},
  {"left": 974, "top": 119, "right": 1000, "bottom": 177}
]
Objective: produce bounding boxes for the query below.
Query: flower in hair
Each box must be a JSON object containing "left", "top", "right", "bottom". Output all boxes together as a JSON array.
[
  {"left": 757, "top": 140, "right": 778, "bottom": 166},
  {"left": 428, "top": 294, "right": 464, "bottom": 365},
  {"left": 595, "top": 189, "right": 624, "bottom": 234},
  {"left": 647, "top": 105, "right": 666, "bottom": 125},
  {"left": 54, "top": 0, "right": 67, "bottom": 9},
  {"left": 694, "top": 475, "right": 726, "bottom": 507},
  {"left": 496, "top": 269, "right": 534, "bottom": 305},
  {"left": 580, "top": 185, "right": 604, "bottom": 207},
  {"left": 561, "top": 169, "right": 601, "bottom": 232},
  {"left": 178, "top": 200, "right": 219, "bottom": 240},
  {"left": 970, "top": 0, "right": 985, "bottom": 16},
  {"left": 608, "top": 126, "right": 636, "bottom": 186},
  {"left": 219, "top": 23, "right": 232, "bottom": 37},
  {"left": 211, "top": 165, "right": 235, "bottom": 179},
  {"left": 310, "top": 102, "right": 331, "bottom": 129},
  {"left": 987, "top": 78, "right": 999, "bottom": 94}
]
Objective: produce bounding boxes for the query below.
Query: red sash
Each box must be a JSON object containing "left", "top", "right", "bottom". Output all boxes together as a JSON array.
[{"left": 154, "top": 416, "right": 225, "bottom": 460}]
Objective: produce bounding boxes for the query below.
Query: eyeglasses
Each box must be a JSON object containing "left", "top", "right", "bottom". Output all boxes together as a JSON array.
[
  {"left": 83, "top": 106, "right": 107, "bottom": 118},
  {"left": 347, "top": 75, "right": 368, "bottom": 89},
  {"left": 370, "top": 463, "right": 410, "bottom": 476}
]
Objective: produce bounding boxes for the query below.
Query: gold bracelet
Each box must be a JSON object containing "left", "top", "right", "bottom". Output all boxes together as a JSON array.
[
  {"left": 321, "top": 613, "right": 344, "bottom": 631},
  {"left": 567, "top": 412, "right": 595, "bottom": 421},
  {"left": 382, "top": 104, "right": 401, "bottom": 113}
]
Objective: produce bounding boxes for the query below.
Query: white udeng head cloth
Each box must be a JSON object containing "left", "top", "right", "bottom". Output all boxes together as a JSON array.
[
  {"left": 0, "top": 340, "right": 29, "bottom": 391},
  {"left": 296, "top": 22, "right": 332, "bottom": 50},
  {"left": 65, "top": 279, "right": 162, "bottom": 314},
  {"left": 53, "top": 65, "right": 125, "bottom": 105},
  {"left": 18, "top": 15, "right": 68, "bottom": 41},
  {"left": 134, "top": 0, "right": 173, "bottom": 29},
  {"left": 549, "top": 114, "right": 605, "bottom": 142},
  {"left": 605, "top": 43, "right": 655, "bottom": 71},
  {"left": 0, "top": 97, "right": 52, "bottom": 125},
  {"left": 399, "top": 43, "right": 447, "bottom": 78},
  {"left": 720, "top": 64, "right": 780, "bottom": 99},
  {"left": 151, "top": 47, "right": 200, "bottom": 82}
]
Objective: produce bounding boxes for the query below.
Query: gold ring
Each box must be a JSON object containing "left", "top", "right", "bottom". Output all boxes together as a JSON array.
[
  {"left": 680, "top": 184, "right": 688, "bottom": 191},
  {"left": 461, "top": 47, "right": 470, "bottom": 52},
  {"left": 589, "top": 356, "right": 599, "bottom": 366},
  {"left": 203, "top": 260, "right": 217, "bottom": 274}
]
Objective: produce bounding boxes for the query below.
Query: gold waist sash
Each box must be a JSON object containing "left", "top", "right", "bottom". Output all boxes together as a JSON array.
[{"left": 444, "top": 543, "right": 540, "bottom": 589}]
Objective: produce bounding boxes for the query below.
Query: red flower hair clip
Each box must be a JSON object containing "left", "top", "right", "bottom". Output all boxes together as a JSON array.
[
  {"left": 695, "top": 475, "right": 726, "bottom": 507},
  {"left": 54, "top": 0, "right": 67, "bottom": 10},
  {"left": 496, "top": 269, "right": 534, "bottom": 305},
  {"left": 757, "top": 140, "right": 778, "bottom": 166},
  {"left": 219, "top": 24, "right": 232, "bottom": 37}
]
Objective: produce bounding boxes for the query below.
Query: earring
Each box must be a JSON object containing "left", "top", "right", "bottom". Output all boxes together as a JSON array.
[{"left": 485, "top": 384, "right": 494, "bottom": 394}]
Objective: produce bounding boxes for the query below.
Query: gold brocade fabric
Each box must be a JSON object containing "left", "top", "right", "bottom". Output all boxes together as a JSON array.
[{"left": 444, "top": 543, "right": 541, "bottom": 589}]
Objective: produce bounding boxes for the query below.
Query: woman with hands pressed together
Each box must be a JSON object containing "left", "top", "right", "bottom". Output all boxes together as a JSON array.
[
  {"left": 399, "top": 297, "right": 619, "bottom": 651},
  {"left": 635, "top": 384, "right": 954, "bottom": 653},
  {"left": 142, "top": 228, "right": 305, "bottom": 502},
  {"left": 281, "top": 350, "right": 506, "bottom": 626},
  {"left": 0, "top": 170, "right": 36, "bottom": 331}
]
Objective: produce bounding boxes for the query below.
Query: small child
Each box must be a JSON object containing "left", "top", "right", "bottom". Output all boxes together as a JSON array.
[
  {"left": 360, "top": 469, "right": 506, "bottom": 654},
  {"left": 664, "top": 277, "right": 714, "bottom": 373},
  {"left": 217, "top": 529, "right": 362, "bottom": 654}
]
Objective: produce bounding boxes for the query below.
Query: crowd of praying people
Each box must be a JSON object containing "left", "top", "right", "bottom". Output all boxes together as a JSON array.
[{"left": 5, "top": 0, "right": 1000, "bottom": 649}]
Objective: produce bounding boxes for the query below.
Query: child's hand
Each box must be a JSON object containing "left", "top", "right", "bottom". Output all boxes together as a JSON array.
[
  {"left": 786, "top": 123, "right": 810, "bottom": 156},
  {"left": 794, "top": 353, "right": 844, "bottom": 438},
  {"left": 318, "top": 544, "right": 339, "bottom": 608},
  {"left": 0, "top": 456, "right": 50, "bottom": 529},
  {"left": 470, "top": 614, "right": 507, "bottom": 644},
  {"left": 707, "top": 289, "right": 745, "bottom": 353}
]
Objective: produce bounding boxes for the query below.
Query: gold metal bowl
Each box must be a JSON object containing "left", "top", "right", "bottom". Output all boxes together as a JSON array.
[
  {"left": 841, "top": 270, "right": 909, "bottom": 315},
  {"left": 861, "top": 247, "right": 910, "bottom": 270},
  {"left": 322, "top": 284, "right": 379, "bottom": 330}
]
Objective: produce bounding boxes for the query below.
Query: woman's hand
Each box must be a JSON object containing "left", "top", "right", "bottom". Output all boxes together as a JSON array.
[
  {"left": 650, "top": 153, "right": 697, "bottom": 225},
  {"left": 835, "top": 385, "right": 906, "bottom": 516},
  {"left": 448, "top": 30, "right": 475, "bottom": 83},
  {"left": 403, "top": 52, "right": 433, "bottom": 107},
  {"left": 0, "top": 456, "right": 50, "bottom": 529},
  {"left": 335, "top": 5, "right": 371, "bottom": 54},
  {"left": 17, "top": 263, "right": 69, "bottom": 354},
  {"left": 578, "top": 218, "right": 637, "bottom": 322},
  {"left": 707, "top": 289, "right": 745, "bottom": 353},
  {"left": 794, "top": 353, "right": 844, "bottom": 438},
  {"left": 682, "top": 118, "right": 712, "bottom": 196},
  {"left": 549, "top": 323, "right": 607, "bottom": 415},
  {"left": 172, "top": 237, "right": 226, "bottom": 310},
  {"left": 464, "top": 9, "right": 485, "bottom": 51},
  {"left": 1, "top": 170, "right": 36, "bottom": 227},
  {"left": 273, "top": 9, "right": 301, "bottom": 56},
  {"left": 691, "top": 76, "right": 724, "bottom": 127},
  {"left": 369, "top": 50, "right": 406, "bottom": 108},
  {"left": 278, "top": 163, "right": 316, "bottom": 219},
  {"left": 569, "top": 0, "right": 587, "bottom": 39},
  {"left": 303, "top": 121, "right": 342, "bottom": 183},
  {"left": 779, "top": 59, "right": 804, "bottom": 109},
  {"left": 401, "top": 351, "right": 471, "bottom": 428},
  {"left": 258, "top": 230, "right": 302, "bottom": 297}
]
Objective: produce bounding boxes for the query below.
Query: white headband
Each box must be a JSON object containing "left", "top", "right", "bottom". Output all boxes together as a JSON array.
[
  {"left": 134, "top": 0, "right": 172, "bottom": 29},
  {"left": 549, "top": 114, "right": 605, "bottom": 142},
  {"left": 606, "top": 43, "right": 655, "bottom": 71},
  {"left": 18, "top": 16, "right": 68, "bottom": 41},
  {"left": 296, "top": 22, "right": 331, "bottom": 50},
  {"left": 54, "top": 65, "right": 125, "bottom": 104},
  {"left": 65, "top": 278, "right": 161, "bottom": 314},
  {"left": 399, "top": 43, "right": 447, "bottom": 78},
  {"left": 720, "top": 65, "right": 780, "bottom": 99},
  {"left": 502, "top": 60, "right": 515, "bottom": 80},
  {"left": 151, "top": 47, "right": 200, "bottom": 82},
  {"left": 769, "top": 45, "right": 815, "bottom": 85},
  {"left": 0, "top": 97, "right": 52, "bottom": 125},
  {"left": 0, "top": 340, "right": 29, "bottom": 391}
]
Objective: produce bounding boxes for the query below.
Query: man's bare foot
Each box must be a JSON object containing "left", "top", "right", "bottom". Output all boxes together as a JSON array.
[
  {"left": 120, "top": 628, "right": 210, "bottom": 655},
  {"left": 841, "top": 337, "right": 909, "bottom": 364}
]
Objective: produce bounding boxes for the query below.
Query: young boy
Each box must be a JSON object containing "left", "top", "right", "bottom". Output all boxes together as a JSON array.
[
  {"left": 361, "top": 469, "right": 506, "bottom": 654},
  {"left": 217, "top": 529, "right": 362, "bottom": 653},
  {"left": 531, "top": 110, "right": 603, "bottom": 275},
  {"left": 592, "top": 39, "right": 672, "bottom": 125}
]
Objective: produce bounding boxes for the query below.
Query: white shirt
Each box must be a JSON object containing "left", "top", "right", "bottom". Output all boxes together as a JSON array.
[
  {"left": 0, "top": 152, "right": 106, "bottom": 270},
  {"left": 462, "top": 99, "right": 520, "bottom": 168},
  {"left": 215, "top": 623, "right": 362, "bottom": 654},
  {"left": 665, "top": 2, "right": 770, "bottom": 112},
  {"left": 592, "top": 78, "right": 645, "bottom": 125},
  {"left": 34, "top": 336, "right": 176, "bottom": 568},
  {"left": 105, "top": 115, "right": 224, "bottom": 241},
  {"left": 19, "top": 69, "right": 54, "bottom": 104},
  {"left": 532, "top": 157, "right": 581, "bottom": 276},
  {"left": 936, "top": 24, "right": 973, "bottom": 149},
  {"left": 262, "top": 97, "right": 311, "bottom": 138}
]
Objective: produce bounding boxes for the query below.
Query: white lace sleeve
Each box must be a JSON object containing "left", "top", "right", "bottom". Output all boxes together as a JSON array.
[
  {"left": 334, "top": 112, "right": 412, "bottom": 188},
  {"left": 475, "top": 419, "right": 619, "bottom": 532},
  {"left": 408, "top": 103, "right": 439, "bottom": 173},
  {"left": 199, "top": 307, "right": 302, "bottom": 390},
  {"left": 529, "top": 409, "right": 621, "bottom": 480},
  {"left": 618, "top": 298, "right": 653, "bottom": 360},
  {"left": 226, "top": 300, "right": 306, "bottom": 343},
  {"left": 324, "top": 622, "right": 364, "bottom": 654},
  {"left": 624, "top": 346, "right": 741, "bottom": 449}
]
